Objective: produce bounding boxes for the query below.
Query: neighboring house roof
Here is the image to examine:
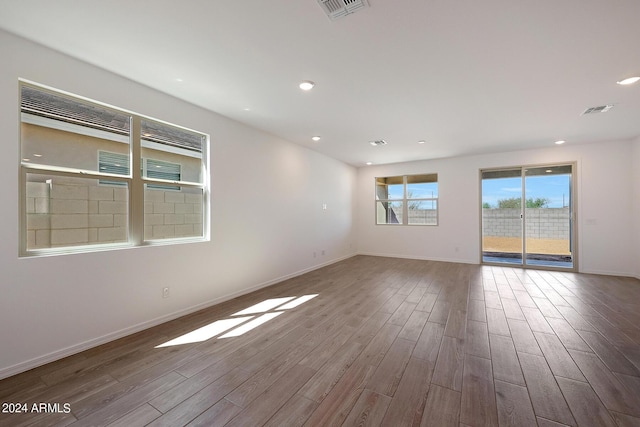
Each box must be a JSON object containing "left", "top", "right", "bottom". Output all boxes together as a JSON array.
[{"left": 21, "top": 86, "right": 203, "bottom": 153}]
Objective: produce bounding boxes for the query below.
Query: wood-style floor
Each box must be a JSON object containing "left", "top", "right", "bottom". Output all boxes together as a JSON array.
[{"left": 2, "top": 256, "right": 640, "bottom": 427}]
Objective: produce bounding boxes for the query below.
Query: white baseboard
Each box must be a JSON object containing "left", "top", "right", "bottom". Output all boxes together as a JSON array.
[
  {"left": 579, "top": 268, "right": 640, "bottom": 280},
  {"left": 357, "top": 252, "right": 640, "bottom": 281},
  {"left": 357, "top": 251, "right": 478, "bottom": 265},
  {"left": 0, "top": 253, "right": 356, "bottom": 381}
]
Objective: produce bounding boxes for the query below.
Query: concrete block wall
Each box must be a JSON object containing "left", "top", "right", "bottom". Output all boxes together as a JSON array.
[
  {"left": 482, "top": 207, "right": 570, "bottom": 239},
  {"left": 26, "top": 182, "right": 51, "bottom": 248},
  {"left": 524, "top": 208, "right": 571, "bottom": 239},
  {"left": 381, "top": 205, "right": 437, "bottom": 225},
  {"left": 481, "top": 208, "right": 521, "bottom": 238},
  {"left": 26, "top": 179, "right": 202, "bottom": 249},
  {"left": 144, "top": 188, "right": 203, "bottom": 240},
  {"left": 407, "top": 209, "right": 437, "bottom": 225}
]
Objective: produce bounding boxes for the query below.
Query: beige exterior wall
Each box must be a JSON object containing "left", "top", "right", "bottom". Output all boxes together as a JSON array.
[
  {"left": 22, "top": 123, "right": 128, "bottom": 172},
  {"left": 22, "top": 122, "right": 203, "bottom": 182}
]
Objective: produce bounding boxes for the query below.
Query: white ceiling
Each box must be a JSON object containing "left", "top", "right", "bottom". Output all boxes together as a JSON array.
[{"left": 1, "top": 0, "right": 639, "bottom": 166}]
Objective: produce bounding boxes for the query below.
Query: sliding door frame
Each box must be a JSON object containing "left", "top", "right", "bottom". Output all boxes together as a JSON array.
[{"left": 479, "top": 162, "right": 578, "bottom": 272}]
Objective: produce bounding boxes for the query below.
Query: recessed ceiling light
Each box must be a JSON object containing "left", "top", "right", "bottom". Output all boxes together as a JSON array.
[
  {"left": 243, "top": 108, "right": 251, "bottom": 111},
  {"left": 22, "top": 158, "right": 30, "bottom": 162},
  {"left": 546, "top": 169, "right": 553, "bottom": 173},
  {"left": 175, "top": 78, "right": 184, "bottom": 83},
  {"left": 299, "top": 80, "right": 315, "bottom": 91},
  {"left": 312, "top": 136, "right": 321, "bottom": 141},
  {"left": 33, "top": 153, "right": 42, "bottom": 157},
  {"left": 616, "top": 76, "right": 640, "bottom": 85},
  {"left": 418, "top": 140, "right": 426, "bottom": 144},
  {"left": 555, "top": 140, "right": 566, "bottom": 145},
  {"left": 366, "top": 162, "right": 372, "bottom": 165}
]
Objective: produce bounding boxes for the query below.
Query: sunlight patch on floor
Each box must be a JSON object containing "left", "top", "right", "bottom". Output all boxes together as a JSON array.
[
  {"left": 219, "top": 312, "right": 284, "bottom": 338},
  {"left": 278, "top": 294, "right": 318, "bottom": 310},
  {"left": 155, "top": 294, "right": 320, "bottom": 347},
  {"left": 232, "top": 297, "right": 296, "bottom": 316},
  {"left": 155, "top": 316, "right": 253, "bottom": 348}
]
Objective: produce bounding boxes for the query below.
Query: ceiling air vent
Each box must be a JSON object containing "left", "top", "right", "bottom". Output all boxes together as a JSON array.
[
  {"left": 581, "top": 105, "right": 614, "bottom": 115},
  {"left": 317, "top": 0, "right": 369, "bottom": 20},
  {"left": 370, "top": 139, "right": 387, "bottom": 146}
]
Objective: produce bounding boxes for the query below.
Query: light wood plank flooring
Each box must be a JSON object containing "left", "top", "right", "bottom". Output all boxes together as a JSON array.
[{"left": 2, "top": 256, "right": 640, "bottom": 426}]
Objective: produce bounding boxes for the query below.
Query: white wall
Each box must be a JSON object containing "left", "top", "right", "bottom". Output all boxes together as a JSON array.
[
  {"left": 357, "top": 140, "right": 637, "bottom": 277},
  {"left": 633, "top": 137, "right": 640, "bottom": 279},
  {"left": 0, "top": 30, "right": 357, "bottom": 378}
]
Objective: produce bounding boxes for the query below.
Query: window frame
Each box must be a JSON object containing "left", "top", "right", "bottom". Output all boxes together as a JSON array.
[
  {"left": 375, "top": 173, "right": 438, "bottom": 226},
  {"left": 18, "top": 80, "right": 210, "bottom": 257}
]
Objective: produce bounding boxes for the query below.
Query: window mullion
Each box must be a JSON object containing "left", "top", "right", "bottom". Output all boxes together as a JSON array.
[
  {"left": 130, "top": 116, "right": 144, "bottom": 246},
  {"left": 403, "top": 176, "right": 408, "bottom": 225}
]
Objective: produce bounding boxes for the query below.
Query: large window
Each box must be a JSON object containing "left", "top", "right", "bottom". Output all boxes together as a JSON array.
[
  {"left": 19, "top": 82, "right": 209, "bottom": 255},
  {"left": 376, "top": 174, "right": 438, "bottom": 225}
]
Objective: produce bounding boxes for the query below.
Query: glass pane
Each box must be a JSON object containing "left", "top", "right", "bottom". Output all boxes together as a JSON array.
[
  {"left": 21, "top": 85, "right": 131, "bottom": 174},
  {"left": 99, "top": 151, "right": 130, "bottom": 176},
  {"left": 524, "top": 165, "right": 573, "bottom": 268},
  {"left": 144, "top": 158, "right": 181, "bottom": 190},
  {"left": 141, "top": 118, "right": 204, "bottom": 184},
  {"left": 375, "top": 176, "right": 403, "bottom": 200},
  {"left": 376, "top": 201, "right": 403, "bottom": 224},
  {"left": 481, "top": 169, "right": 523, "bottom": 265},
  {"left": 98, "top": 151, "right": 130, "bottom": 186},
  {"left": 407, "top": 184, "right": 438, "bottom": 199},
  {"left": 408, "top": 200, "right": 437, "bottom": 225},
  {"left": 145, "top": 187, "right": 204, "bottom": 240},
  {"left": 26, "top": 173, "right": 129, "bottom": 250},
  {"left": 406, "top": 174, "right": 438, "bottom": 199}
]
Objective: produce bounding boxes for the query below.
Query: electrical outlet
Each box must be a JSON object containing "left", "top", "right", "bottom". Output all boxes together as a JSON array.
[{"left": 162, "top": 287, "right": 170, "bottom": 298}]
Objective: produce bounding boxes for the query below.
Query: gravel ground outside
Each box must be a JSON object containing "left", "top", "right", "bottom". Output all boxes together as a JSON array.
[{"left": 483, "top": 236, "right": 571, "bottom": 255}]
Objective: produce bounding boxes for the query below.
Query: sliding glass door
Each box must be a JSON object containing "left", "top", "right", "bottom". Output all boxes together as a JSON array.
[
  {"left": 481, "top": 169, "right": 524, "bottom": 265},
  {"left": 524, "top": 165, "right": 573, "bottom": 267},
  {"left": 481, "top": 164, "right": 575, "bottom": 270}
]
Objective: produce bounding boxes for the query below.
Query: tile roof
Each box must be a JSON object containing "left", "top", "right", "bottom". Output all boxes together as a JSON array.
[{"left": 21, "top": 86, "right": 203, "bottom": 152}]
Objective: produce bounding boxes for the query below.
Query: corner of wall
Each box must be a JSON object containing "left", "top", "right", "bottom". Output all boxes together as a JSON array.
[
  {"left": 633, "top": 137, "right": 640, "bottom": 280},
  {"left": 0, "top": 30, "right": 364, "bottom": 378}
]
